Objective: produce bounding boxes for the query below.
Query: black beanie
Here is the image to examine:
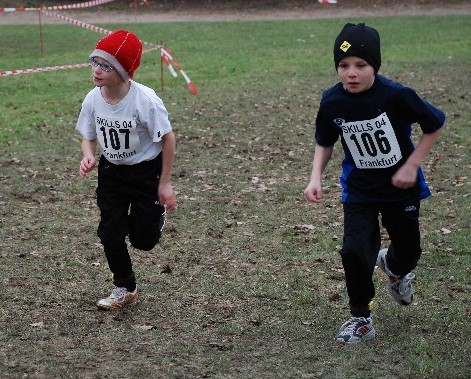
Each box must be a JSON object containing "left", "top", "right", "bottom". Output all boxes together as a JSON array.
[{"left": 333, "top": 23, "right": 381, "bottom": 73}]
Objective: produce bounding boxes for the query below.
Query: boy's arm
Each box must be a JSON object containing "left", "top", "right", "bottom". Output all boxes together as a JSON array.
[
  {"left": 304, "top": 144, "right": 334, "bottom": 203},
  {"left": 392, "top": 126, "right": 444, "bottom": 189},
  {"left": 79, "top": 138, "right": 97, "bottom": 178},
  {"left": 158, "top": 131, "right": 177, "bottom": 212}
]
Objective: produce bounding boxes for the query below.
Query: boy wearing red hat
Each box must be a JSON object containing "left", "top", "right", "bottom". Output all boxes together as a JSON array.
[
  {"left": 76, "top": 30, "right": 177, "bottom": 310},
  {"left": 304, "top": 23, "right": 445, "bottom": 342}
]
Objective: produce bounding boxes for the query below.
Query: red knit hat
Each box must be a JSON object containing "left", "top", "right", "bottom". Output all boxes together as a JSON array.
[{"left": 90, "top": 30, "right": 142, "bottom": 81}]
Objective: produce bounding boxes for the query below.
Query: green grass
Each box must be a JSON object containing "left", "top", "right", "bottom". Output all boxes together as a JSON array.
[{"left": 1, "top": 13, "right": 470, "bottom": 379}]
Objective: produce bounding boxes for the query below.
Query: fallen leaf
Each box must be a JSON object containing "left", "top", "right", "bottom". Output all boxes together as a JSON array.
[
  {"left": 132, "top": 324, "right": 155, "bottom": 331},
  {"left": 296, "top": 224, "right": 315, "bottom": 230}
]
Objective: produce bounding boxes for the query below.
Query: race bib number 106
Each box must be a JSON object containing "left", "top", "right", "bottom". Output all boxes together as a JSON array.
[{"left": 340, "top": 113, "right": 402, "bottom": 169}]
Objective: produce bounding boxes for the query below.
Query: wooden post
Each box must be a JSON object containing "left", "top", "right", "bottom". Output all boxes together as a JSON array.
[{"left": 38, "top": 5, "right": 44, "bottom": 56}]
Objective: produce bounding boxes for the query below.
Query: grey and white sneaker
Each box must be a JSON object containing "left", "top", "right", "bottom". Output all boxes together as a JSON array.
[
  {"left": 377, "top": 248, "right": 415, "bottom": 306},
  {"left": 335, "top": 316, "right": 376, "bottom": 343},
  {"left": 97, "top": 286, "right": 138, "bottom": 310}
]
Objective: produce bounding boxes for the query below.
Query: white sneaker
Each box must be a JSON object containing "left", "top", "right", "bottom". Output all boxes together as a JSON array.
[
  {"left": 97, "top": 286, "right": 138, "bottom": 310},
  {"left": 377, "top": 248, "right": 415, "bottom": 306},
  {"left": 335, "top": 316, "right": 376, "bottom": 343}
]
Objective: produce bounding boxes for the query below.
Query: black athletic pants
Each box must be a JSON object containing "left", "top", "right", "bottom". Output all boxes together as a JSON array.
[
  {"left": 341, "top": 201, "right": 422, "bottom": 317},
  {"left": 96, "top": 155, "right": 166, "bottom": 291}
]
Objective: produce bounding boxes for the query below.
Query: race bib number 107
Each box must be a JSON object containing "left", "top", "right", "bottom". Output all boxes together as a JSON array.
[
  {"left": 340, "top": 113, "right": 402, "bottom": 169},
  {"left": 95, "top": 115, "right": 140, "bottom": 161}
]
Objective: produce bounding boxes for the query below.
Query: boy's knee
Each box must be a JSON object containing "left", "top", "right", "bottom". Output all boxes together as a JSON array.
[
  {"left": 129, "top": 211, "right": 165, "bottom": 251},
  {"left": 129, "top": 233, "right": 161, "bottom": 251}
]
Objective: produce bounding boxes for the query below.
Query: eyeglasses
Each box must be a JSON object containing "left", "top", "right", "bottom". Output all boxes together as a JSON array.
[{"left": 88, "top": 57, "right": 113, "bottom": 72}]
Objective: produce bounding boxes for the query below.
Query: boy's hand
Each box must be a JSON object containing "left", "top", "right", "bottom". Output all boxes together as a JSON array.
[
  {"left": 391, "top": 163, "right": 418, "bottom": 189},
  {"left": 158, "top": 182, "right": 177, "bottom": 213},
  {"left": 392, "top": 127, "right": 443, "bottom": 189},
  {"left": 304, "top": 181, "right": 324, "bottom": 203},
  {"left": 79, "top": 156, "right": 96, "bottom": 177}
]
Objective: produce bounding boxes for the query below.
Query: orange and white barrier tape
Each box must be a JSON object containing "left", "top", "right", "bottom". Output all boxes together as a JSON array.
[
  {"left": 318, "top": 0, "right": 337, "bottom": 3},
  {"left": 40, "top": 8, "right": 111, "bottom": 34},
  {"left": 0, "top": 63, "right": 89, "bottom": 77},
  {"left": 161, "top": 50, "right": 177, "bottom": 78},
  {"left": 0, "top": 7, "right": 37, "bottom": 12},
  {"left": 43, "top": 0, "right": 117, "bottom": 11},
  {"left": 160, "top": 48, "right": 198, "bottom": 95},
  {"left": 0, "top": 0, "right": 117, "bottom": 12}
]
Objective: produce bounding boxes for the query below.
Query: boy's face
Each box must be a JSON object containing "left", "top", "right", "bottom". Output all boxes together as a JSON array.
[
  {"left": 337, "top": 56, "right": 375, "bottom": 94},
  {"left": 89, "top": 56, "right": 124, "bottom": 87}
]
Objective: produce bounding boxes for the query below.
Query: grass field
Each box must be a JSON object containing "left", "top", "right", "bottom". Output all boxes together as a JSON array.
[{"left": 0, "top": 12, "right": 470, "bottom": 379}]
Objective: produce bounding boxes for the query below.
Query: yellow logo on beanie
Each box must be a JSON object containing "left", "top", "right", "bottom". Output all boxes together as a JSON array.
[{"left": 340, "top": 41, "right": 351, "bottom": 52}]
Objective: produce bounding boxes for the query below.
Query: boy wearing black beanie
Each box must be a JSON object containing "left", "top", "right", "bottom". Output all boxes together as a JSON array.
[{"left": 304, "top": 23, "right": 446, "bottom": 343}]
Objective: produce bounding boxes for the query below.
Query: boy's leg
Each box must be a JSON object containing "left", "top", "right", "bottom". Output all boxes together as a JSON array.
[
  {"left": 129, "top": 201, "right": 166, "bottom": 251},
  {"left": 96, "top": 157, "right": 136, "bottom": 291},
  {"left": 127, "top": 155, "right": 165, "bottom": 251},
  {"left": 380, "top": 201, "right": 421, "bottom": 276},
  {"left": 335, "top": 203, "right": 380, "bottom": 343},
  {"left": 376, "top": 201, "right": 420, "bottom": 306},
  {"left": 341, "top": 203, "right": 381, "bottom": 316}
]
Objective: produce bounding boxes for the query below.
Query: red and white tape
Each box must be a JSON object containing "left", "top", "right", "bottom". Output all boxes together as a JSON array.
[
  {"left": 160, "top": 48, "right": 198, "bottom": 95},
  {"left": 0, "top": 63, "right": 89, "bottom": 77},
  {"left": 44, "top": 0, "right": 117, "bottom": 11},
  {"left": 0, "top": 0, "right": 117, "bottom": 12},
  {"left": 40, "top": 8, "right": 111, "bottom": 34},
  {"left": 0, "top": 7, "right": 37, "bottom": 12},
  {"left": 161, "top": 50, "right": 178, "bottom": 78}
]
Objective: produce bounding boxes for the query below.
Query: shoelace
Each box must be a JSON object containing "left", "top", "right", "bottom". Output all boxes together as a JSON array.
[
  {"left": 110, "top": 286, "right": 128, "bottom": 299},
  {"left": 340, "top": 317, "right": 369, "bottom": 335}
]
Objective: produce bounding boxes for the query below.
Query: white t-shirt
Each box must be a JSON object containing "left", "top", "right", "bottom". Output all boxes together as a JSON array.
[{"left": 76, "top": 81, "right": 172, "bottom": 165}]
